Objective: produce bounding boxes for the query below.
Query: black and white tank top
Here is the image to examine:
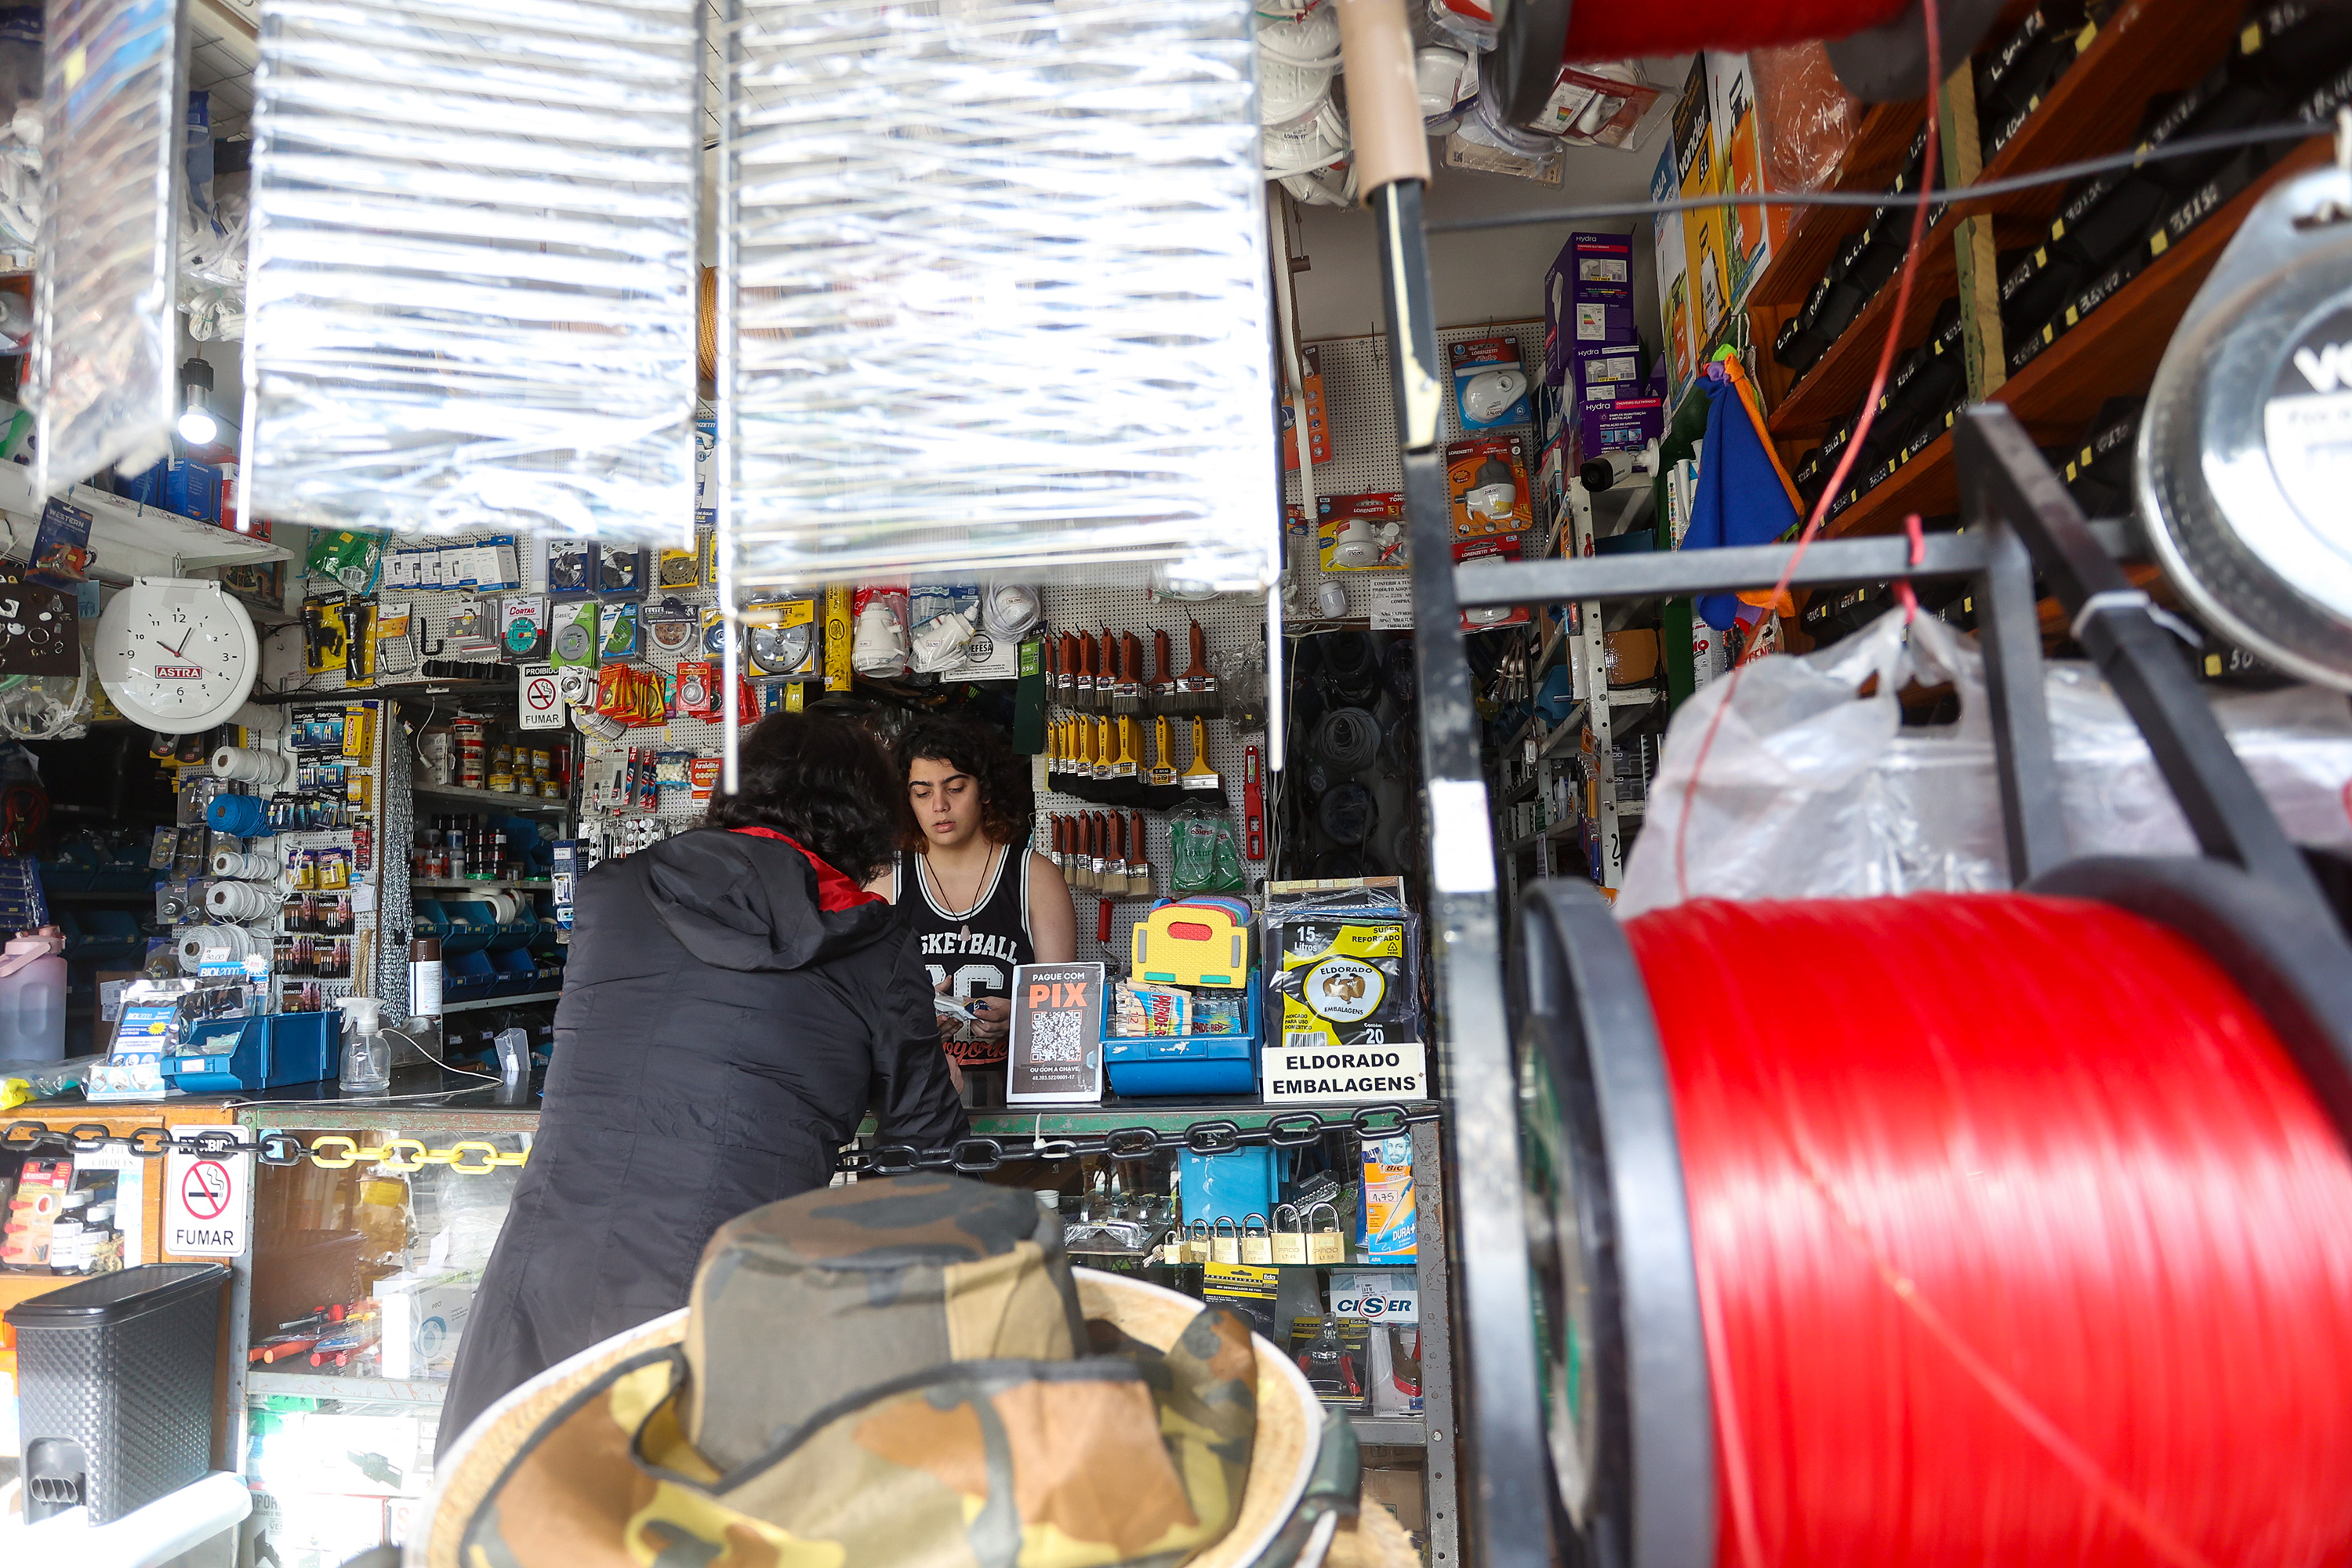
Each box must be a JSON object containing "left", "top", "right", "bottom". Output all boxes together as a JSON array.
[{"left": 895, "top": 840, "right": 1033, "bottom": 1065}]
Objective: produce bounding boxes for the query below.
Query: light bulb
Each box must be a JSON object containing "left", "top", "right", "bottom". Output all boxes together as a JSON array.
[{"left": 177, "top": 405, "right": 218, "bottom": 445}]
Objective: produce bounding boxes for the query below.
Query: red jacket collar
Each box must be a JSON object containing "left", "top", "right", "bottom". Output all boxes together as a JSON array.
[{"left": 726, "top": 827, "right": 884, "bottom": 913}]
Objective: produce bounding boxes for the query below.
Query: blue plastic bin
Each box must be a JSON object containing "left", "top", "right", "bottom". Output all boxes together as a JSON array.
[{"left": 1102, "top": 978, "right": 1260, "bottom": 1098}]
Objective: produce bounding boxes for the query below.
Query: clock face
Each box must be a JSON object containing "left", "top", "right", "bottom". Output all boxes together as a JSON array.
[{"left": 96, "top": 579, "right": 258, "bottom": 734}]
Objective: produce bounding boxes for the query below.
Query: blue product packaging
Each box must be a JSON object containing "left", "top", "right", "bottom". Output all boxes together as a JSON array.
[
  {"left": 1358, "top": 1134, "right": 1416, "bottom": 1261},
  {"left": 1449, "top": 334, "right": 1533, "bottom": 430}
]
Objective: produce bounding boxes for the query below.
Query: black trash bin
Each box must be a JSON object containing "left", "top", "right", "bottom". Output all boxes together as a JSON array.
[{"left": 5, "top": 1261, "right": 229, "bottom": 1523}]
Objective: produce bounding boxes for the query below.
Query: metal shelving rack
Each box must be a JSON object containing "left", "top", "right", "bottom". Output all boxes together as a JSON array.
[
  {"left": 1489, "top": 477, "right": 1668, "bottom": 904},
  {"left": 215, "top": 1096, "right": 1460, "bottom": 1563}
]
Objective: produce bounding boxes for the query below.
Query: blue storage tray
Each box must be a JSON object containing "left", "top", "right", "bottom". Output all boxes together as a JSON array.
[{"left": 1102, "top": 978, "right": 1260, "bottom": 1098}]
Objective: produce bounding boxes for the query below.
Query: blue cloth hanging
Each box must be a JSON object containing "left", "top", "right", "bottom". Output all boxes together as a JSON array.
[{"left": 1684, "top": 364, "right": 1799, "bottom": 630}]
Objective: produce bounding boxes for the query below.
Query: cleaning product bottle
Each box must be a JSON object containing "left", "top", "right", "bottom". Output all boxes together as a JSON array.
[
  {"left": 335, "top": 996, "right": 390, "bottom": 1093},
  {"left": 0, "top": 928, "right": 67, "bottom": 1063}
]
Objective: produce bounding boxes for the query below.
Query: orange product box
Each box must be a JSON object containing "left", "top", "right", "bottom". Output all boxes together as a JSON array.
[{"left": 1446, "top": 433, "right": 1532, "bottom": 540}]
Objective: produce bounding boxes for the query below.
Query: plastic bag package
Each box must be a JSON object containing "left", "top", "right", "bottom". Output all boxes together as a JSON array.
[
  {"left": 0, "top": 10, "right": 41, "bottom": 257},
  {"left": 180, "top": 87, "right": 247, "bottom": 341},
  {"left": 720, "top": 0, "right": 1281, "bottom": 592},
  {"left": 1168, "top": 793, "right": 1247, "bottom": 893},
  {"left": 34, "top": 0, "right": 187, "bottom": 495},
  {"left": 1749, "top": 42, "right": 1855, "bottom": 196},
  {"left": 241, "top": 0, "right": 701, "bottom": 540},
  {"left": 1620, "top": 610, "right": 2352, "bottom": 914}
]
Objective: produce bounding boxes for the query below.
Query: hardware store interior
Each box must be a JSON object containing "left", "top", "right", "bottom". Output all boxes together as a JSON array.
[{"left": 7, "top": 0, "right": 2352, "bottom": 1565}]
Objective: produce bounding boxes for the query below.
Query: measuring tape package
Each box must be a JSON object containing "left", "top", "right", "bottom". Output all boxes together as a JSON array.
[{"left": 1267, "top": 904, "right": 1422, "bottom": 1055}]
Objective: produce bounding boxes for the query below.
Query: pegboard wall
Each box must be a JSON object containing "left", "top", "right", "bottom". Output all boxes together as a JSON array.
[
  {"left": 1278, "top": 318, "right": 1554, "bottom": 617},
  {"left": 1031, "top": 582, "right": 1266, "bottom": 971}
]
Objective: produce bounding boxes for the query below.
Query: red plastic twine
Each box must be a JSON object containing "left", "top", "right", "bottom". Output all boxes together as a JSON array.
[{"left": 1624, "top": 893, "right": 2352, "bottom": 1568}]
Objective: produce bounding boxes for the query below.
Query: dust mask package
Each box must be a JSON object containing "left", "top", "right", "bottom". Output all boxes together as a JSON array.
[
  {"left": 240, "top": 0, "right": 702, "bottom": 541},
  {"left": 717, "top": 0, "right": 1281, "bottom": 593}
]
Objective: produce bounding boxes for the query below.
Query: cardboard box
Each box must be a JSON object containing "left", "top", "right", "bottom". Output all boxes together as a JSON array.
[
  {"left": 1578, "top": 394, "right": 1667, "bottom": 465},
  {"left": 1650, "top": 143, "right": 1695, "bottom": 401},
  {"left": 1544, "top": 231, "right": 1635, "bottom": 383},
  {"left": 0, "top": 1158, "right": 71, "bottom": 1269},
  {"left": 1708, "top": 51, "right": 1787, "bottom": 306},
  {"left": 373, "top": 1272, "right": 474, "bottom": 1379},
  {"left": 1606, "top": 629, "right": 1661, "bottom": 686},
  {"left": 93, "top": 967, "right": 140, "bottom": 1055},
  {"left": 1365, "top": 1465, "right": 1428, "bottom": 1536},
  {"left": 1279, "top": 342, "right": 1333, "bottom": 470},
  {"left": 1573, "top": 344, "right": 1643, "bottom": 407},
  {"left": 1671, "top": 56, "right": 1732, "bottom": 348}
]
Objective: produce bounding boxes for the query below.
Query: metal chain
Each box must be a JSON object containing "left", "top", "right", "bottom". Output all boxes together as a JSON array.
[
  {"left": 5, "top": 1102, "right": 1441, "bottom": 1179},
  {"left": 0, "top": 1121, "right": 529, "bottom": 1175},
  {"left": 836, "top": 1103, "right": 1443, "bottom": 1176}
]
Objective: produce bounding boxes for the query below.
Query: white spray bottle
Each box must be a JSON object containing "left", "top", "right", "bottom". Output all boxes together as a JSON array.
[{"left": 335, "top": 996, "right": 389, "bottom": 1093}]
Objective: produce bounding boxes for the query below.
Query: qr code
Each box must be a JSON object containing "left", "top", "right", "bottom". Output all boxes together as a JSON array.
[{"left": 1029, "top": 1011, "right": 1083, "bottom": 1062}]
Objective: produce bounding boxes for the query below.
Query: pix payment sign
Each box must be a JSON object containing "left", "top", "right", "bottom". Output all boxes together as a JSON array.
[{"left": 165, "top": 1123, "right": 252, "bottom": 1256}]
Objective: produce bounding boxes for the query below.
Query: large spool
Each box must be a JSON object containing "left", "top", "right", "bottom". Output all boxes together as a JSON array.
[{"left": 1516, "top": 860, "right": 2352, "bottom": 1567}]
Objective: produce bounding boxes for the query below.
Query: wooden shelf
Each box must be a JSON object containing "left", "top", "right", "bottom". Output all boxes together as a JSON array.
[
  {"left": 1745, "top": 101, "right": 1929, "bottom": 311},
  {"left": 1768, "top": 238, "right": 1959, "bottom": 439},
  {"left": 1824, "top": 426, "right": 1962, "bottom": 539},
  {"left": 1824, "top": 139, "right": 2328, "bottom": 539},
  {"left": 1971, "top": 0, "right": 2245, "bottom": 224}
]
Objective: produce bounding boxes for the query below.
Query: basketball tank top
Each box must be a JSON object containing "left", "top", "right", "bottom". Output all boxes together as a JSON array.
[{"left": 896, "top": 840, "right": 1033, "bottom": 1066}]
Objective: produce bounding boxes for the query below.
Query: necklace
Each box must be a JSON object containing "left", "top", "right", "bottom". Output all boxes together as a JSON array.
[{"left": 923, "top": 841, "right": 1003, "bottom": 940}]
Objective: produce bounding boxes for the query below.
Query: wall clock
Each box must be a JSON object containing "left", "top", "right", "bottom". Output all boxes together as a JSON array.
[{"left": 96, "top": 577, "right": 259, "bottom": 734}]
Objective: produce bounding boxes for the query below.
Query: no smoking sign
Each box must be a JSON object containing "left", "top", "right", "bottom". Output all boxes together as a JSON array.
[
  {"left": 518, "top": 662, "right": 564, "bottom": 730},
  {"left": 165, "top": 1124, "right": 251, "bottom": 1256}
]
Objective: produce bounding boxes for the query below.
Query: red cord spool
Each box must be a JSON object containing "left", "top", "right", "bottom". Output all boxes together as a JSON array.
[{"left": 1621, "top": 892, "right": 2352, "bottom": 1566}]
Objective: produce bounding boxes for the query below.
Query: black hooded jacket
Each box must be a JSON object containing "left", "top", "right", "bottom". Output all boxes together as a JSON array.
[{"left": 437, "top": 828, "right": 967, "bottom": 1450}]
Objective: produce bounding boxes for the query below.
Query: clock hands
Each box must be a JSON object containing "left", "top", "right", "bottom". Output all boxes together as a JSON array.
[{"left": 161, "top": 629, "right": 194, "bottom": 659}]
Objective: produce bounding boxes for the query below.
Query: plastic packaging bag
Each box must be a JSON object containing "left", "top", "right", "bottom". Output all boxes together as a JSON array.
[
  {"left": 243, "top": 0, "right": 702, "bottom": 539},
  {"left": 1621, "top": 609, "right": 2352, "bottom": 914},
  {"left": 720, "top": 0, "right": 1280, "bottom": 591},
  {"left": 35, "top": 0, "right": 186, "bottom": 493},
  {"left": 1750, "top": 42, "right": 1857, "bottom": 196},
  {"left": 1168, "top": 794, "right": 1247, "bottom": 893}
]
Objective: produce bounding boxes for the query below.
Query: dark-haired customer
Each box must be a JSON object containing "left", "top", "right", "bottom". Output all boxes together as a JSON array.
[
  {"left": 437, "top": 713, "right": 967, "bottom": 1453},
  {"left": 866, "top": 717, "right": 1075, "bottom": 1085}
]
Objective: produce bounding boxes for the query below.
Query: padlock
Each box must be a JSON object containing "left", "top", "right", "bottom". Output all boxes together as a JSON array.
[
  {"left": 1307, "top": 1201, "right": 1346, "bottom": 1265},
  {"left": 1158, "top": 1228, "right": 1185, "bottom": 1265},
  {"left": 1271, "top": 1203, "right": 1308, "bottom": 1265},
  {"left": 1185, "top": 1218, "right": 1212, "bottom": 1263},
  {"left": 1240, "top": 1212, "right": 1273, "bottom": 1265},
  {"left": 1211, "top": 1216, "right": 1241, "bottom": 1265}
]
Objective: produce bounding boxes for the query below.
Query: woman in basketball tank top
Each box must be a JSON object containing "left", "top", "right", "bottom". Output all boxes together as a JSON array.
[{"left": 867, "top": 717, "right": 1076, "bottom": 1085}]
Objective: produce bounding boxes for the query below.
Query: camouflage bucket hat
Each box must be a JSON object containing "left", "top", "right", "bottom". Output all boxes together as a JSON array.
[{"left": 418, "top": 1174, "right": 1329, "bottom": 1568}]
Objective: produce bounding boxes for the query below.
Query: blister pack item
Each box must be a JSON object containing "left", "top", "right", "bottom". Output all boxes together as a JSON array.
[
  {"left": 1167, "top": 795, "right": 1246, "bottom": 895},
  {"left": 719, "top": 0, "right": 1279, "bottom": 592},
  {"left": 35, "top": 0, "right": 187, "bottom": 493},
  {"left": 851, "top": 583, "right": 909, "bottom": 677},
  {"left": 1268, "top": 909, "right": 1422, "bottom": 1054},
  {"left": 1111, "top": 981, "right": 1191, "bottom": 1039},
  {"left": 242, "top": 0, "right": 701, "bottom": 540}
]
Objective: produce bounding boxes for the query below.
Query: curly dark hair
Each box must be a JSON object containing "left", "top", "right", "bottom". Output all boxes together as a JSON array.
[
  {"left": 895, "top": 715, "right": 1029, "bottom": 847},
  {"left": 704, "top": 712, "right": 913, "bottom": 882}
]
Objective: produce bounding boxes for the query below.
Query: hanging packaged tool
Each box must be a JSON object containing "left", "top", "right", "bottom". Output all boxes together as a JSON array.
[{"left": 1268, "top": 903, "right": 1423, "bottom": 1055}]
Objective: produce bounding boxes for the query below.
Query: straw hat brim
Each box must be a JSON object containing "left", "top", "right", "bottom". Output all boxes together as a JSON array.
[{"left": 412, "top": 1267, "right": 1324, "bottom": 1568}]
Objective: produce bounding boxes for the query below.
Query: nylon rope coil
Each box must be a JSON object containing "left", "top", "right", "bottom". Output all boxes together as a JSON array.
[{"left": 1621, "top": 892, "right": 2352, "bottom": 1567}]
